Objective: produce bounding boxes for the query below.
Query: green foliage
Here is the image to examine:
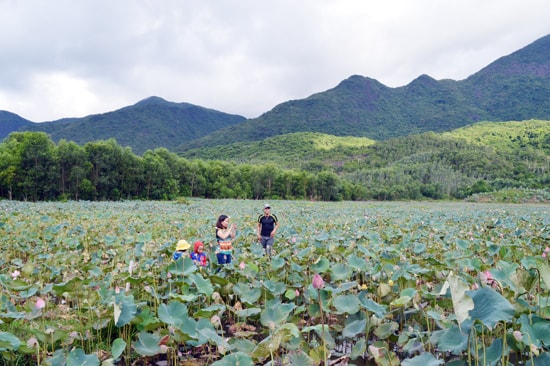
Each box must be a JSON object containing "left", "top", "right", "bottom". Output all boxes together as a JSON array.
[
  {"left": 182, "top": 34, "right": 550, "bottom": 151},
  {"left": 1, "top": 199, "right": 550, "bottom": 364},
  {"left": 17, "top": 97, "right": 246, "bottom": 155},
  {"left": 0, "top": 121, "right": 549, "bottom": 202}
]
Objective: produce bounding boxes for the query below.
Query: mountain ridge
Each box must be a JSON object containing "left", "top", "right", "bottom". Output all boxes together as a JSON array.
[
  {"left": 179, "top": 34, "right": 550, "bottom": 151},
  {"left": 1, "top": 33, "right": 550, "bottom": 154}
]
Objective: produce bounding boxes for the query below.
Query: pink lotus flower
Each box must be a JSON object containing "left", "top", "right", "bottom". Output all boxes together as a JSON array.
[
  {"left": 35, "top": 297, "right": 45, "bottom": 310},
  {"left": 291, "top": 237, "right": 296, "bottom": 243},
  {"left": 11, "top": 270, "right": 20, "bottom": 280},
  {"left": 295, "top": 289, "right": 300, "bottom": 296},
  {"left": 480, "top": 270, "right": 499, "bottom": 289},
  {"left": 239, "top": 262, "right": 246, "bottom": 270},
  {"left": 480, "top": 270, "right": 494, "bottom": 282},
  {"left": 312, "top": 274, "right": 324, "bottom": 289},
  {"left": 27, "top": 337, "right": 39, "bottom": 348}
]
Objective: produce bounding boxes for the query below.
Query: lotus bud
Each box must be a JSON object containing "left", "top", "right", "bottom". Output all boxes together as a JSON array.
[{"left": 312, "top": 273, "right": 324, "bottom": 289}]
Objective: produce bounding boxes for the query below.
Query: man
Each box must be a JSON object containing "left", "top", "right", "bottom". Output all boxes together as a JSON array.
[{"left": 257, "top": 203, "right": 279, "bottom": 256}]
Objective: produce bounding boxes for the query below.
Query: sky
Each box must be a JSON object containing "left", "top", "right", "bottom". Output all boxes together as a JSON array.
[{"left": 1, "top": 0, "right": 549, "bottom": 122}]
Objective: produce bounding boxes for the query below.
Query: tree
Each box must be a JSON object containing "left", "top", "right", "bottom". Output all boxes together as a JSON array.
[
  {"left": 58, "top": 140, "right": 92, "bottom": 200},
  {"left": 84, "top": 139, "right": 123, "bottom": 200},
  {"left": 1, "top": 132, "right": 59, "bottom": 201},
  {"left": 141, "top": 150, "right": 178, "bottom": 200}
]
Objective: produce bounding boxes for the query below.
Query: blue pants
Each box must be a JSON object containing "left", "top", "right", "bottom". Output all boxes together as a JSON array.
[{"left": 217, "top": 253, "right": 232, "bottom": 265}]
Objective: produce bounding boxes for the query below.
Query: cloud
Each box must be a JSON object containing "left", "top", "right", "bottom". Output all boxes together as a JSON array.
[{"left": 0, "top": 0, "right": 549, "bottom": 121}]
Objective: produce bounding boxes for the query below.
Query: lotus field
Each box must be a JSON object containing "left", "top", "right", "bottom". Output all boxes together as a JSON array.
[{"left": 1, "top": 199, "right": 550, "bottom": 366}]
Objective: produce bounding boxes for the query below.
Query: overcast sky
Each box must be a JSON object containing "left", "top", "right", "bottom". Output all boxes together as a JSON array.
[{"left": 1, "top": 0, "right": 549, "bottom": 122}]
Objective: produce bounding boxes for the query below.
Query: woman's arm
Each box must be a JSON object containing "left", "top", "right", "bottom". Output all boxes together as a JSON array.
[{"left": 217, "top": 225, "right": 236, "bottom": 240}]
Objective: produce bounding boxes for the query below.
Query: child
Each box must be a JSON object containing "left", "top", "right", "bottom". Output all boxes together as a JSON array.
[
  {"left": 173, "top": 239, "right": 190, "bottom": 261},
  {"left": 190, "top": 240, "right": 208, "bottom": 267}
]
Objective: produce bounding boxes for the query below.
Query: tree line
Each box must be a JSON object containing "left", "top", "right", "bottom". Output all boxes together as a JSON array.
[
  {"left": 1, "top": 131, "right": 548, "bottom": 202},
  {"left": 0, "top": 132, "right": 355, "bottom": 202}
]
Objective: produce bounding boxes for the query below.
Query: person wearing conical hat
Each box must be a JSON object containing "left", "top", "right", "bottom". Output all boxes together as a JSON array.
[{"left": 173, "top": 239, "right": 190, "bottom": 261}]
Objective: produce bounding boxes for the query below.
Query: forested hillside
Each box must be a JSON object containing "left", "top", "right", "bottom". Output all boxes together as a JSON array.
[
  {"left": 0, "top": 120, "right": 548, "bottom": 202},
  {"left": 2, "top": 97, "right": 246, "bottom": 154},
  {"left": 181, "top": 34, "right": 550, "bottom": 150}
]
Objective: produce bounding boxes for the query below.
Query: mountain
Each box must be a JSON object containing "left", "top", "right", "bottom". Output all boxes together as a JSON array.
[
  {"left": 0, "top": 111, "right": 33, "bottom": 138},
  {"left": 2, "top": 34, "right": 550, "bottom": 154},
  {"left": 179, "top": 33, "right": 550, "bottom": 151},
  {"left": 2, "top": 97, "right": 246, "bottom": 155}
]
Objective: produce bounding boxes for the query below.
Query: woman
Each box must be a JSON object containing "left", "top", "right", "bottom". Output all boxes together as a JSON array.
[{"left": 215, "top": 214, "right": 236, "bottom": 265}]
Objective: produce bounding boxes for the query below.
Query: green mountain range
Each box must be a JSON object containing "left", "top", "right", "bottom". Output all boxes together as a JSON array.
[
  {"left": 1, "top": 34, "right": 550, "bottom": 156},
  {"left": 0, "top": 97, "right": 246, "bottom": 155},
  {"left": 180, "top": 33, "right": 550, "bottom": 151}
]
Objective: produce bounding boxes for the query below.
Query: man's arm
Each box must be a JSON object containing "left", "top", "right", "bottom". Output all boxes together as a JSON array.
[{"left": 271, "top": 216, "right": 279, "bottom": 237}]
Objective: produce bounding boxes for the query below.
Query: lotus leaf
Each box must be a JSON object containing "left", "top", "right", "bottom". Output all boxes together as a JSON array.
[
  {"left": 402, "top": 352, "right": 443, "bottom": 366},
  {"left": 430, "top": 325, "right": 468, "bottom": 355},
  {"left": 285, "top": 350, "right": 315, "bottom": 366},
  {"left": 311, "top": 257, "right": 330, "bottom": 273},
  {"left": 263, "top": 279, "right": 287, "bottom": 295},
  {"left": 534, "top": 352, "right": 550, "bottom": 365},
  {"left": 350, "top": 338, "right": 367, "bottom": 359},
  {"left": 158, "top": 301, "right": 188, "bottom": 326},
  {"left": 332, "top": 281, "right": 358, "bottom": 295},
  {"left": 330, "top": 263, "right": 352, "bottom": 281},
  {"left": 132, "top": 332, "right": 161, "bottom": 357},
  {"left": 342, "top": 311, "right": 367, "bottom": 338},
  {"left": 536, "top": 262, "right": 550, "bottom": 290},
  {"left": 251, "top": 332, "right": 284, "bottom": 359},
  {"left": 230, "top": 338, "right": 256, "bottom": 353},
  {"left": 188, "top": 272, "right": 214, "bottom": 296},
  {"left": 518, "top": 314, "right": 550, "bottom": 347},
  {"left": 347, "top": 254, "right": 369, "bottom": 271},
  {"left": 111, "top": 338, "right": 126, "bottom": 360},
  {"left": 390, "top": 295, "right": 411, "bottom": 307},
  {"left": 66, "top": 348, "right": 100, "bottom": 366},
  {"left": 0, "top": 331, "right": 21, "bottom": 352},
  {"left": 270, "top": 257, "right": 285, "bottom": 269},
  {"left": 358, "top": 293, "right": 387, "bottom": 318},
  {"left": 197, "top": 327, "right": 230, "bottom": 350},
  {"left": 211, "top": 352, "right": 254, "bottom": 366},
  {"left": 473, "top": 338, "right": 502, "bottom": 366},
  {"left": 446, "top": 272, "right": 474, "bottom": 326},
  {"left": 467, "top": 287, "right": 515, "bottom": 330},
  {"left": 45, "top": 349, "right": 67, "bottom": 366},
  {"left": 332, "top": 294, "right": 360, "bottom": 314},
  {"left": 373, "top": 321, "right": 398, "bottom": 339},
  {"left": 302, "top": 324, "right": 336, "bottom": 348},
  {"left": 261, "top": 306, "right": 292, "bottom": 328},
  {"left": 236, "top": 308, "right": 262, "bottom": 318}
]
